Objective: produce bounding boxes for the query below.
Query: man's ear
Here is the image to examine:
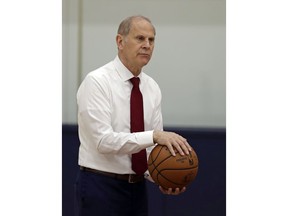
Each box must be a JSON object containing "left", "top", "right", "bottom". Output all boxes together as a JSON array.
[{"left": 116, "top": 34, "right": 124, "bottom": 50}]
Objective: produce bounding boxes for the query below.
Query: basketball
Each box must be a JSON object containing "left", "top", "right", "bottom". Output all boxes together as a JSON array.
[{"left": 147, "top": 145, "right": 199, "bottom": 190}]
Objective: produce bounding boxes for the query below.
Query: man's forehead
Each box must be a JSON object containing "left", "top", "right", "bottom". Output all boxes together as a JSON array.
[{"left": 130, "top": 20, "right": 155, "bottom": 36}]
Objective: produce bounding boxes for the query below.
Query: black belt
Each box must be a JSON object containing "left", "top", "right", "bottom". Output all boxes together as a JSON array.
[{"left": 80, "top": 166, "right": 144, "bottom": 183}]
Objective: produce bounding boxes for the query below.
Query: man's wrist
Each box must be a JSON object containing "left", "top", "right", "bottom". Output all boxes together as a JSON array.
[{"left": 153, "top": 130, "right": 159, "bottom": 144}]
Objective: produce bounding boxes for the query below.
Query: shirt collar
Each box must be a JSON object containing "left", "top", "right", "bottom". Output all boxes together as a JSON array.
[{"left": 113, "top": 55, "right": 143, "bottom": 82}]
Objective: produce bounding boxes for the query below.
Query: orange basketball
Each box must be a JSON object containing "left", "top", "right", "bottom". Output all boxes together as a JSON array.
[{"left": 148, "top": 145, "right": 199, "bottom": 190}]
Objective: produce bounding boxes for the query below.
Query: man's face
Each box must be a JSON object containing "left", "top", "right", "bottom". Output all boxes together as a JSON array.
[{"left": 118, "top": 19, "right": 155, "bottom": 72}]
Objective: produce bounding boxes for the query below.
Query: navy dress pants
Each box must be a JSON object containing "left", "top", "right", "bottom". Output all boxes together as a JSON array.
[{"left": 75, "top": 169, "right": 148, "bottom": 216}]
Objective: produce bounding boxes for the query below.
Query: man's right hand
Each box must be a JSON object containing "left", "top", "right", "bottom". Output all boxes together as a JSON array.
[{"left": 153, "top": 130, "right": 192, "bottom": 156}]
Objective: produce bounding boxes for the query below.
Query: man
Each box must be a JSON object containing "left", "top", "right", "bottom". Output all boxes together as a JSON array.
[{"left": 75, "top": 15, "right": 192, "bottom": 216}]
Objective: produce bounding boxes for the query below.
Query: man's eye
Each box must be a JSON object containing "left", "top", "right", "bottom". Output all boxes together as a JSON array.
[{"left": 136, "top": 36, "right": 145, "bottom": 41}]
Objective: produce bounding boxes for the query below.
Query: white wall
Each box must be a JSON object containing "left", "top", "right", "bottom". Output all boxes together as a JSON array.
[{"left": 63, "top": 0, "right": 226, "bottom": 127}]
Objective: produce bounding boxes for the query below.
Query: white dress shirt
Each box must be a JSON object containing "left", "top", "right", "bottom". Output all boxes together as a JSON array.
[{"left": 77, "top": 56, "right": 163, "bottom": 174}]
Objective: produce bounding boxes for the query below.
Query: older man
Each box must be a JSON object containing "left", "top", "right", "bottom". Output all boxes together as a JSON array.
[{"left": 75, "top": 15, "right": 192, "bottom": 216}]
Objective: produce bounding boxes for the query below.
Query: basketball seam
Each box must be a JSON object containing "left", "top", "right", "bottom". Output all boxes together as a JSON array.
[
  {"left": 150, "top": 155, "right": 172, "bottom": 175},
  {"left": 156, "top": 172, "right": 184, "bottom": 188},
  {"left": 156, "top": 169, "right": 198, "bottom": 189},
  {"left": 148, "top": 146, "right": 172, "bottom": 176}
]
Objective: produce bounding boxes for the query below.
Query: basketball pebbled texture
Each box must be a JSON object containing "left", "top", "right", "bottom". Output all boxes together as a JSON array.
[{"left": 148, "top": 145, "right": 199, "bottom": 189}]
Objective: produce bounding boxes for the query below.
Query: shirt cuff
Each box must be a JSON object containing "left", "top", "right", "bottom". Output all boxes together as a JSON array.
[
  {"left": 144, "top": 170, "right": 155, "bottom": 183},
  {"left": 135, "top": 130, "right": 154, "bottom": 148}
]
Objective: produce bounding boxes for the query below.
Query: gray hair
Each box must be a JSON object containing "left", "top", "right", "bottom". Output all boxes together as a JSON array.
[{"left": 117, "top": 15, "right": 156, "bottom": 36}]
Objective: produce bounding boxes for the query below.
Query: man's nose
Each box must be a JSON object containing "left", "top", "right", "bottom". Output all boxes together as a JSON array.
[{"left": 142, "top": 39, "right": 151, "bottom": 48}]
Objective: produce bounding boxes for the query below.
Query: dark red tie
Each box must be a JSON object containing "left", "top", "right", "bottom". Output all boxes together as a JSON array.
[{"left": 130, "top": 77, "right": 148, "bottom": 175}]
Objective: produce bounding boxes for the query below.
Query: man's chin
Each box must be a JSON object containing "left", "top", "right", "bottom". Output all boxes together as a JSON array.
[{"left": 139, "top": 57, "right": 150, "bottom": 65}]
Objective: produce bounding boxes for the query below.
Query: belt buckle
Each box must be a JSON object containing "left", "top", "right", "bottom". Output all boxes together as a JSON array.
[{"left": 128, "top": 174, "right": 137, "bottom": 183}]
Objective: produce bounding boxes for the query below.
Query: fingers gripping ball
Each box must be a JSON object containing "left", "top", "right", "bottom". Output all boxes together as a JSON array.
[{"left": 148, "top": 145, "right": 199, "bottom": 190}]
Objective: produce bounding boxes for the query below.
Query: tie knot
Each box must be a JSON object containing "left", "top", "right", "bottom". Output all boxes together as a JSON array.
[{"left": 130, "top": 77, "right": 140, "bottom": 87}]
